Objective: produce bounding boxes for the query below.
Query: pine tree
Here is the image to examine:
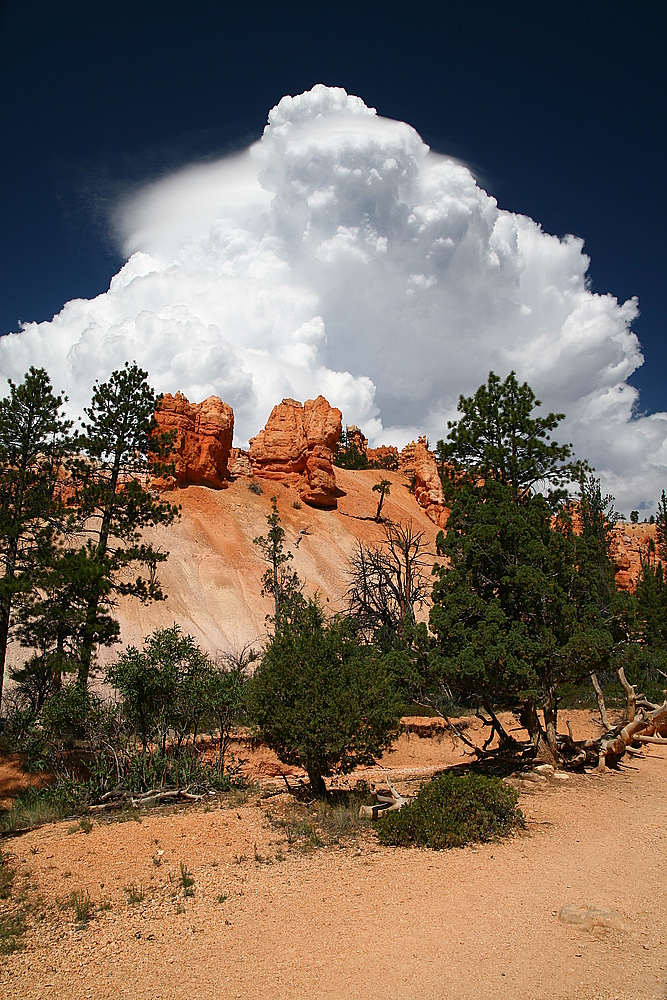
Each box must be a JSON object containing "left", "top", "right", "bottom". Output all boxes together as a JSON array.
[
  {"left": 438, "top": 371, "right": 584, "bottom": 504},
  {"left": 0, "top": 368, "right": 72, "bottom": 714},
  {"left": 430, "top": 479, "right": 613, "bottom": 757},
  {"left": 372, "top": 478, "right": 391, "bottom": 521},
  {"left": 430, "top": 374, "right": 607, "bottom": 758},
  {"left": 577, "top": 474, "right": 618, "bottom": 613},
  {"left": 69, "top": 362, "right": 178, "bottom": 688},
  {"left": 253, "top": 497, "right": 303, "bottom": 631},
  {"left": 656, "top": 489, "right": 667, "bottom": 561},
  {"left": 11, "top": 546, "right": 119, "bottom": 708},
  {"left": 250, "top": 600, "right": 401, "bottom": 796}
]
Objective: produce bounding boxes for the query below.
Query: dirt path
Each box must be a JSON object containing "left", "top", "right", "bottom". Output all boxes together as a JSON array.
[{"left": 2, "top": 718, "right": 666, "bottom": 1000}]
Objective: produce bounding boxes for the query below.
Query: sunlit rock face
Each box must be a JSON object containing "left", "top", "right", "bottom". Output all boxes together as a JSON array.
[
  {"left": 412, "top": 438, "right": 450, "bottom": 529},
  {"left": 610, "top": 522, "right": 658, "bottom": 592},
  {"left": 1, "top": 84, "right": 664, "bottom": 513},
  {"left": 249, "top": 395, "right": 342, "bottom": 508},
  {"left": 153, "top": 392, "right": 234, "bottom": 490}
]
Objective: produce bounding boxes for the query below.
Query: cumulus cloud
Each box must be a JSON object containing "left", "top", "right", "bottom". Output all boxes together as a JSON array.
[{"left": 1, "top": 84, "right": 664, "bottom": 512}]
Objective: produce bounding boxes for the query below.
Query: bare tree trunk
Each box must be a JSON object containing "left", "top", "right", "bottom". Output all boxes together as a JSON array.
[
  {"left": 543, "top": 689, "right": 558, "bottom": 756},
  {"left": 481, "top": 700, "right": 518, "bottom": 749},
  {"left": 616, "top": 667, "right": 636, "bottom": 722},
  {"left": 519, "top": 699, "right": 558, "bottom": 765},
  {"left": 590, "top": 672, "right": 610, "bottom": 728},
  {"left": 0, "top": 595, "right": 10, "bottom": 717}
]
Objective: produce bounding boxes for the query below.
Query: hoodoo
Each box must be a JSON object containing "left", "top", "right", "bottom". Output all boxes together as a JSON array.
[
  {"left": 249, "top": 396, "right": 342, "bottom": 508},
  {"left": 153, "top": 392, "right": 234, "bottom": 490}
]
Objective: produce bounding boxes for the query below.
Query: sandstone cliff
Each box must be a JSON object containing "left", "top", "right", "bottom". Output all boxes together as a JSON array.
[
  {"left": 345, "top": 424, "right": 367, "bottom": 456},
  {"left": 366, "top": 445, "right": 399, "bottom": 469},
  {"left": 398, "top": 439, "right": 418, "bottom": 476},
  {"left": 610, "top": 522, "right": 658, "bottom": 592},
  {"left": 412, "top": 437, "right": 450, "bottom": 529},
  {"left": 153, "top": 392, "right": 234, "bottom": 490},
  {"left": 249, "top": 396, "right": 342, "bottom": 508}
]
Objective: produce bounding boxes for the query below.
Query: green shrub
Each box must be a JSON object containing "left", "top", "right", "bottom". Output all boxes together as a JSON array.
[
  {"left": 125, "top": 883, "right": 144, "bottom": 905},
  {"left": 179, "top": 862, "right": 195, "bottom": 897},
  {"left": 122, "top": 748, "right": 232, "bottom": 794},
  {"left": 250, "top": 601, "right": 402, "bottom": 796},
  {"left": 0, "top": 851, "right": 15, "bottom": 899},
  {"left": 1, "top": 778, "right": 91, "bottom": 833},
  {"left": 70, "top": 888, "right": 94, "bottom": 924},
  {"left": 377, "top": 772, "right": 524, "bottom": 849},
  {"left": 0, "top": 908, "right": 27, "bottom": 954}
]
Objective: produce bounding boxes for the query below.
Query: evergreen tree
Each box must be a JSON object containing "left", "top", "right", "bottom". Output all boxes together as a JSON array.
[
  {"left": 438, "top": 371, "right": 584, "bottom": 504},
  {"left": 429, "top": 373, "right": 608, "bottom": 757},
  {"left": 0, "top": 368, "right": 72, "bottom": 714},
  {"left": 635, "top": 559, "right": 667, "bottom": 651},
  {"left": 249, "top": 600, "right": 401, "bottom": 796},
  {"left": 630, "top": 489, "right": 667, "bottom": 660},
  {"left": 253, "top": 497, "right": 304, "bottom": 631},
  {"left": 372, "top": 478, "right": 391, "bottom": 521},
  {"left": 576, "top": 474, "right": 618, "bottom": 614},
  {"left": 429, "top": 479, "right": 612, "bottom": 756},
  {"left": 656, "top": 489, "right": 667, "bottom": 561},
  {"left": 333, "top": 428, "right": 369, "bottom": 469},
  {"left": 11, "top": 546, "right": 119, "bottom": 708},
  {"left": 69, "top": 363, "right": 178, "bottom": 688}
]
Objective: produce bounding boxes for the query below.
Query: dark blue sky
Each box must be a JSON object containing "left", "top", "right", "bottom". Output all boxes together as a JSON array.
[{"left": 1, "top": 1, "right": 664, "bottom": 411}]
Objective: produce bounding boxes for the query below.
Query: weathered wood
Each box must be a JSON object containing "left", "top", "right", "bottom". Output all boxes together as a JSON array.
[
  {"left": 359, "top": 781, "right": 410, "bottom": 820},
  {"left": 616, "top": 666, "right": 636, "bottom": 722},
  {"left": 590, "top": 672, "right": 610, "bottom": 729}
]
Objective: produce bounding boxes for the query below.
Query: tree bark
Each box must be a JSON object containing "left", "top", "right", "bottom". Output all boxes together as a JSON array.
[
  {"left": 590, "top": 672, "right": 610, "bottom": 728},
  {"left": 307, "top": 769, "right": 327, "bottom": 798},
  {"left": 616, "top": 667, "right": 636, "bottom": 722}
]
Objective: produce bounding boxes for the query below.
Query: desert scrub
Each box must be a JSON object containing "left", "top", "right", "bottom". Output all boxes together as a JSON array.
[
  {"left": 70, "top": 888, "right": 94, "bottom": 924},
  {"left": 179, "top": 862, "right": 195, "bottom": 897},
  {"left": 0, "top": 851, "right": 28, "bottom": 954},
  {"left": 125, "top": 882, "right": 144, "bottom": 905},
  {"left": 0, "top": 779, "right": 89, "bottom": 833},
  {"left": 0, "top": 907, "right": 28, "bottom": 954},
  {"left": 377, "top": 772, "right": 524, "bottom": 850},
  {"left": 0, "top": 851, "right": 15, "bottom": 899}
]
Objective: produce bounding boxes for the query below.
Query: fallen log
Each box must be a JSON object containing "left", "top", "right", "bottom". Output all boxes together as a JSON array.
[
  {"left": 556, "top": 700, "right": 667, "bottom": 772},
  {"left": 87, "top": 785, "right": 207, "bottom": 813},
  {"left": 359, "top": 781, "right": 410, "bottom": 820}
]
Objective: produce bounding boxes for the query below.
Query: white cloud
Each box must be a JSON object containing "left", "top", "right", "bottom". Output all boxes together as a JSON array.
[{"left": 1, "top": 83, "right": 664, "bottom": 513}]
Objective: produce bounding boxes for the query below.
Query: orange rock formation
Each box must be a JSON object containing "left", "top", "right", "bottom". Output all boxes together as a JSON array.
[
  {"left": 367, "top": 445, "right": 399, "bottom": 469},
  {"left": 398, "top": 439, "right": 418, "bottom": 476},
  {"left": 228, "top": 448, "right": 252, "bottom": 478},
  {"left": 249, "top": 396, "right": 342, "bottom": 508},
  {"left": 345, "top": 424, "right": 367, "bottom": 456},
  {"left": 153, "top": 392, "right": 234, "bottom": 490},
  {"left": 412, "top": 437, "right": 450, "bottom": 529},
  {"left": 609, "top": 522, "right": 658, "bottom": 592}
]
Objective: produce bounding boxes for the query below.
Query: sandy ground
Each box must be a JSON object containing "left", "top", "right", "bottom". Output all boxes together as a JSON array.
[{"left": 2, "top": 711, "right": 666, "bottom": 1000}]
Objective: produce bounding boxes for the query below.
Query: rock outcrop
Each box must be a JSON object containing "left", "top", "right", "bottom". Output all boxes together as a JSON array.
[
  {"left": 228, "top": 448, "right": 252, "bottom": 479},
  {"left": 153, "top": 392, "right": 234, "bottom": 490},
  {"left": 345, "top": 425, "right": 368, "bottom": 457},
  {"left": 609, "top": 522, "right": 657, "bottom": 592},
  {"left": 412, "top": 437, "right": 449, "bottom": 529},
  {"left": 367, "top": 445, "right": 399, "bottom": 469},
  {"left": 249, "top": 396, "right": 342, "bottom": 508},
  {"left": 399, "top": 439, "right": 419, "bottom": 476}
]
